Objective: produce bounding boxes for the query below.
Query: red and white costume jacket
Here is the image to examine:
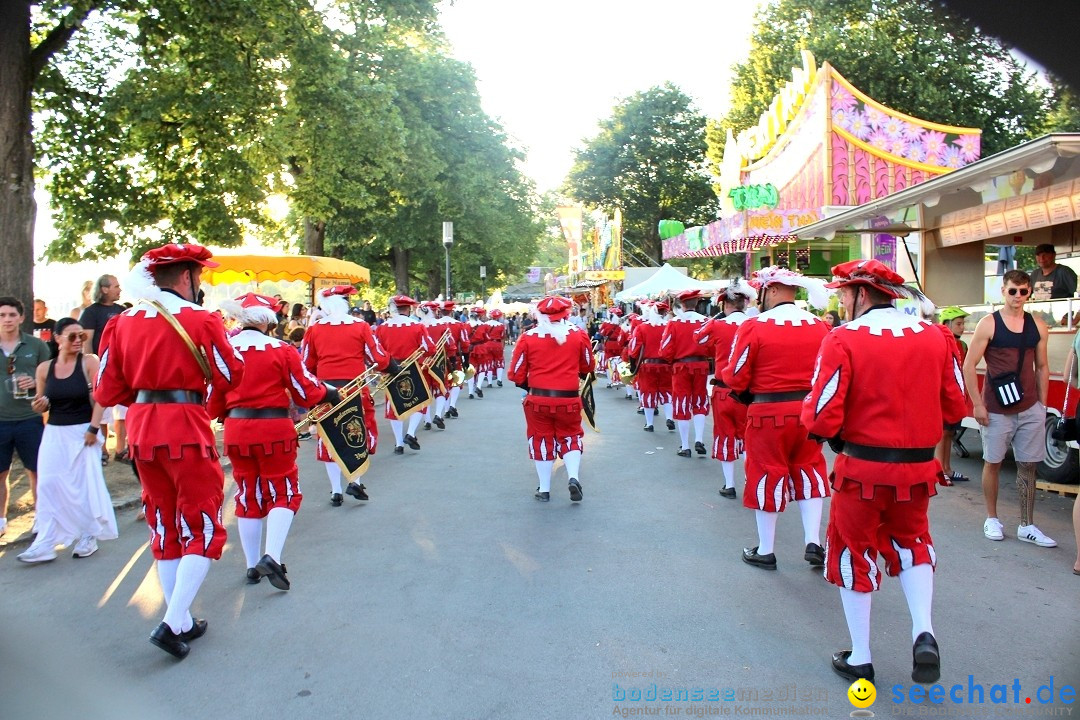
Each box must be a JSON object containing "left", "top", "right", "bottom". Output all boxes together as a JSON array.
[
  {"left": 96, "top": 291, "right": 245, "bottom": 560},
  {"left": 468, "top": 320, "right": 491, "bottom": 371},
  {"left": 721, "top": 303, "right": 829, "bottom": 512},
  {"left": 424, "top": 319, "right": 458, "bottom": 396},
  {"left": 660, "top": 311, "right": 710, "bottom": 418},
  {"left": 209, "top": 329, "right": 330, "bottom": 518},
  {"left": 485, "top": 320, "right": 506, "bottom": 368},
  {"left": 628, "top": 321, "right": 672, "bottom": 408},
  {"left": 508, "top": 324, "right": 595, "bottom": 460},
  {"left": 375, "top": 315, "right": 433, "bottom": 418},
  {"left": 802, "top": 307, "right": 968, "bottom": 591},
  {"left": 599, "top": 320, "right": 622, "bottom": 361},
  {"left": 302, "top": 315, "right": 390, "bottom": 456},
  {"left": 695, "top": 312, "right": 749, "bottom": 461}
]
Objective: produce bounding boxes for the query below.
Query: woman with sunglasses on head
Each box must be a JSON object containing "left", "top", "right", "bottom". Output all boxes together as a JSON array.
[{"left": 17, "top": 317, "right": 118, "bottom": 563}]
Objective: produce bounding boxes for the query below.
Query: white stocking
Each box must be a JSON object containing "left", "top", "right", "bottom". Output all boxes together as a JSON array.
[
  {"left": 406, "top": 413, "right": 422, "bottom": 437},
  {"left": 449, "top": 386, "right": 461, "bottom": 408},
  {"left": 754, "top": 510, "right": 778, "bottom": 555},
  {"left": 562, "top": 449, "right": 582, "bottom": 481},
  {"left": 899, "top": 564, "right": 935, "bottom": 642},
  {"left": 534, "top": 460, "right": 554, "bottom": 493},
  {"left": 840, "top": 587, "right": 873, "bottom": 666},
  {"left": 264, "top": 507, "right": 294, "bottom": 564},
  {"left": 157, "top": 558, "right": 180, "bottom": 605},
  {"left": 644, "top": 408, "right": 655, "bottom": 426},
  {"left": 324, "top": 462, "right": 342, "bottom": 494},
  {"left": 692, "top": 414, "right": 706, "bottom": 443},
  {"left": 797, "top": 497, "right": 823, "bottom": 546},
  {"left": 163, "top": 555, "right": 210, "bottom": 634},
  {"left": 390, "top": 419, "right": 404, "bottom": 446},
  {"left": 720, "top": 461, "right": 735, "bottom": 489},
  {"left": 661, "top": 402, "right": 673, "bottom": 422},
  {"left": 434, "top": 396, "right": 446, "bottom": 418},
  {"left": 677, "top": 420, "right": 690, "bottom": 449},
  {"left": 236, "top": 517, "right": 263, "bottom": 568}
]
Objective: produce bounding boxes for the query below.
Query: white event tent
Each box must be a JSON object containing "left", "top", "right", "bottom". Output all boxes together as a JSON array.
[{"left": 614, "top": 264, "right": 726, "bottom": 302}]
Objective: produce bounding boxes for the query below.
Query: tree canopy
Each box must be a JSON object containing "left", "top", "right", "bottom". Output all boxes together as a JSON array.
[
  {"left": 711, "top": 0, "right": 1058, "bottom": 168},
  {"left": 563, "top": 84, "right": 718, "bottom": 264}
]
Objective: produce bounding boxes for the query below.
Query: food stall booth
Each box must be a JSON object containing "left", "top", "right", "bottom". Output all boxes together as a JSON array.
[
  {"left": 795, "top": 133, "right": 1080, "bottom": 483},
  {"left": 199, "top": 253, "right": 371, "bottom": 308}
]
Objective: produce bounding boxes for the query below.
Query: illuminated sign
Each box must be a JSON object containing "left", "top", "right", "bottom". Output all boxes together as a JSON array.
[
  {"left": 584, "top": 271, "right": 625, "bottom": 281},
  {"left": 729, "top": 184, "right": 780, "bottom": 211}
]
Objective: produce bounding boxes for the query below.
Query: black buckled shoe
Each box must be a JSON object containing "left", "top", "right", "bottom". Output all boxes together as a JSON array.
[
  {"left": 677, "top": 448, "right": 692, "bottom": 458},
  {"left": 832, "top": 650, "right": 875, "bottom": 682},
  {"left": 404, "top": 434, "right": 421, "bottom": 450},
  {"left": 345, "top": 482, "right": 369, "bottom": 501},
  {"left": 804, "top": 543, "right": 825, "bottom": 567},
  {"left": 246, "top": 567, "right": 261, "bottom": 584},
  {"left": 636, "top": 407, "right": 645, "bottom": 414},
  {"left": 497, "top": 380, "right": 503, "bottom": 387},
  {"left": 448, "top": 407, "right": 459, "bottom": 418},
  {"left": 666, "top": 419, "right": 676, "bottom": 431},
  {"left": 694, "top": 441, "right": 707, "bottom": 456},
  {"left": 476, "top": 388, "right": 484, "bottom": 398},
  {"left": 423, "top": 422, "right": 432, "bottom": 431},
  {"left": 468, "top": 393, "right": 475, "bottom": 399},
  {"left": 179, "top": 618, "right": 208, "bottom": 642},
  {"left": 149, "top": 622, "right": 190, "bottom": 660},
  {"left": 433, "top": 415, "right": 445, "bottom": 429},
  {"left": 741, "top": 547, "right": 777, "bottom": 570},
  {"left": 394, "top": 445, "right": 404, "bottom": 455},
  {"left": 912, "top": 632, "right": 940, "bottom": 684},
  {"left": 330, "top": 492, "right": 343, "bottom": 506},
  {"left": 643, "top": 425, "right": 654, "bottom": 432},
  {"left": 256, "top": 553, "right": 291, "bottom": 591},
  {"left": 534, "top": 490, "right": 550, "bottom": 502},
  {"left": 568, "top": 479, "right": 583, "bottom": 502},
  {"left": 718, "top": 487, "right": 737, "bottom": 499}
]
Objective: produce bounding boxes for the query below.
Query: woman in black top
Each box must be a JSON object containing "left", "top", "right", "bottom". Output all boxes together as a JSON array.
[{"left": 17, "top": 318, "right": 117, "bottom": 563}]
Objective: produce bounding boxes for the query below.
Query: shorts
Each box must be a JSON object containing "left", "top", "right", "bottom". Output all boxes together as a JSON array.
[
  {"left": 0, "top": 416, "right": 46, "bottom": 473},
  {"left": 980, "top": 402, "right": 1046, "bottom": 464},
  {"left": 102, "top": 404, "right": 128, "bottom": 425}
]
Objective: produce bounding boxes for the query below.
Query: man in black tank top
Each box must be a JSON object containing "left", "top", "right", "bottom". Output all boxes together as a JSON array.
[{"left": 963, "top": 270, "right": 1056, "bottom": 548}]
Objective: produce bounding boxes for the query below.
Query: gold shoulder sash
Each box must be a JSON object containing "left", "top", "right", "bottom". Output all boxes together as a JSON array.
[{"left": 148, "top": 299, "right": 213, "bottom": 382}]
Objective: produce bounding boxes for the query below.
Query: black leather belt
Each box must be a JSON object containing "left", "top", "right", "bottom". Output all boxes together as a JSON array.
[
  {"left": 135, "top": 389, "right": 203, "bottom": 404},
  {"left": 710, "top": 378, "right": 728, "bottom": 387},
  {"left": 753, "top": 390, "right": 809, "bottom": 403},
  {"left": 226, "top": 407, "right": 290, "bottom": 419},
  {"left": 843, "top": 442, "right": 936, "bottom": 463},
  {"left": 529, "top": 388, "right": 579, "bottom": 398},
  {"left": 676, "top": 355, "right": 710, "bottom": 363},
  {"left": 642, "top": 358, "right": 668, "bottom": 365}
]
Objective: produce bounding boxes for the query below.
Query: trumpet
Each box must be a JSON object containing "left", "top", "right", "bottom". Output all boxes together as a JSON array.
[{"left": 293, "top": 353, "right": 419, "bottom": 432}]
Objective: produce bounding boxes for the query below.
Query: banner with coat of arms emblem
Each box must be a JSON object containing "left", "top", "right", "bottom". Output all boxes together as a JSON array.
[
  {"left": 384, "top": 359, "right": 432, "bottom": 421},
  {"left": 313, "top": 391, "right": 371, "bottom": 480}
]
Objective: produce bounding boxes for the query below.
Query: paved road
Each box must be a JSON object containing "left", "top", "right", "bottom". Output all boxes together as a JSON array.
[{"left": 2, "top": 380, "right": 1078, "bottom": 719}]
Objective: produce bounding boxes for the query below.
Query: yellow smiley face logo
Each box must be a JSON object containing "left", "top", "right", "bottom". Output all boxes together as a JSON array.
[{"left": 848, "top": 679, "right": 876, "bottom": 708}]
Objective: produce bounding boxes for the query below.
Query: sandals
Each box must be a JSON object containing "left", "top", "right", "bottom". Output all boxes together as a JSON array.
[
  {"left": 114, "top": 448, "right": 132, "bottom": 465},
  {"left": 101, "top": 449, "right": 110, "bottom": 467}
]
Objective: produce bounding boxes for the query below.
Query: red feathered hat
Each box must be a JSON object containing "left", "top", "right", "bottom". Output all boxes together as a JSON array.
[
  {"left": 475, "top": 307, "right": 488, "bottom": 316},
  {"left": 391, "top": 294, "right": 418, "bottom": 307},
  {"left": 142, "top": 243, "right": 218, "bottom": 269},
  {"left": 824, "top": 259, "right": 907, "bottom": 298},
  {"left": 653, "top": 301, "right": 671, "bottom": 314},
  {"left": 220, "top": 292, "right": 279, "bottom": 326},
  {"left": 420, "top": 300, "right": 440, "bottom": 310},
  {"left": 319, "top": 285, "right": 357, "bottom": 299},
  {"left": 536, "top": 296, "right": 573, "bottom": 319},
  {"left": 441, "top": 300, "right": 456, "bottom": 311},
  {"left": 489, "top": 309, "right": 504, "bottom": 319},
  {"left": 609, "top": 307, "right": 624, "bottom": 317},
  {"left": 675, "top": 289, "right": 707, "bottom": 304}
]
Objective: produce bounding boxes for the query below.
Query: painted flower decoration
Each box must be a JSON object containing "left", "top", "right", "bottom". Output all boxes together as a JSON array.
[
  {"left": 865, "top": 106, "right": 888, "bottom": 129},
  {"left": 922, "top": 131, "right": 947, "bottom": 163},
  {"left": 867, "top": 129, "right": 891, "bottom": 151},
  {"left": 847, "top": 111, "right": 872, "bottom": 140},
  {"left": 942, "top": 145, "right": 965, "bottom": 168},
  {"left": 833, "top": 107, "right": 852, "bottom": 131},
  {"left": 903, "top": 123, "right": 926, "bottom": 143},
  {"left": 832, "top": 84, "right": 857, "bottom": 112},
  {"left": 954, "top": 134, "right": 980, "bottom": 162},
  {"left": 882, "top": 116, "right": 905, "bottom": 140},
  {"left": 887, "top": 137, "right": 909, "bottom": 158},
  {"left": 906, "top": 142, "right": 927, "bottom": 163}
]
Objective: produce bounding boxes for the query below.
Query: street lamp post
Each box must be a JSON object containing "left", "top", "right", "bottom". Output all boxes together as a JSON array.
[
  {"left": 479, "top": 265, "right": 486, "bottom": 304},
  {"left": 442, "top": 222, "right": 454, "bottom": 299}
]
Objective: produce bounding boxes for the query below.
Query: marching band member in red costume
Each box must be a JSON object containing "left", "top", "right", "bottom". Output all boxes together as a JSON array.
[
  {"left": 661, "top": 290, "right": 712, "bottom": 456},
  {"left": 96, "top": 242, "right": 245, "bottom": 659},
  {"left": 443, "top": 300, "right": 469, "bottom": 417},
  {"left": 802, "top": 260, "right": 966, "bottom": 685},
  {"left": 694, "top": 278, "right": 757, "bottom": 498},
  {"left": 375, "top": 295, "right": 432, "bottom": 454},
  {"left": 721, "top": 266, "right": 830, "bottom": 572},
  {"left": 599, "top": 308, "right": 624, "bottom": 387},
  {"left": 302, "top": 286, "right": 391, "bottom": 506},
  {"left": 417, "top": 301, "right": 456, "bottom": 430},
  {"left": 210, "top": 293, "right": 339, "bottom": 592},
  {"left": 508, "top": 296, "right": 595, "bottom": 502},
  {"left": 627, "top": 301, "right": 674, "bottom": 432},
  {"left": 466, "top": 307, "right": 489, "bottom": 399},
  {"left": 487, "top": 309, "right": 507, "bottom": 387}
]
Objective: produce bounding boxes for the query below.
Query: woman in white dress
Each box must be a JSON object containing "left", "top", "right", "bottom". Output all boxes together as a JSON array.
[{"left": 17, "top": 318, "right": 118, "bottom": 563}]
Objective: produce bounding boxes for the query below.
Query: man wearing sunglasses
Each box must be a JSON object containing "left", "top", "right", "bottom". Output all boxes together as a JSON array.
[
  {"left": 0, "top": 297, "right": 52, "bottom": 539},
  {"left": 963, "top": 269, "right": 1055, "bottom": 548}
]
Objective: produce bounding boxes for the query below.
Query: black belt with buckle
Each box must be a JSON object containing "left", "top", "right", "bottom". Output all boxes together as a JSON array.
[
  {"left": 529, "top": 388, "right": 579, "bottom": 398},
  {"left": 753, "top": 390, "right": 809, "bottom": 403},
  {"left": 642, "top": 358, "right": 668, "bottom": 365},
  {"left": 226, "top": 407, "right": 290, "bottom": 419},
  {"left": 135, "top": 389, "right": 203, "bottom": 404},
  {"left": 676, "top": 355, "right": 710, "bottom": 363},
  {"left": 843, "top": 442, "right": 936, "bottom": 463}
]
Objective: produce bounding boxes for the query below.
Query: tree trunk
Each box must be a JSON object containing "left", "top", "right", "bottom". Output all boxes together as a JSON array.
[
  {"left": 425, "top": 266, "right": 440, "bottom": 300},
  {"left": 0, "top": 2, "right": 37, "bottom": 328},
  {"left": 303, "top": 217, "right": 325, "bottom": 256},
  {"left": 390, "top": 246, "right": 410, "bottom": 293}
]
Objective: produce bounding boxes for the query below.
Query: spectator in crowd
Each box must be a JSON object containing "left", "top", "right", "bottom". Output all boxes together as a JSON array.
[
  {"left": 963, "top": 269, "right": 1056, "bottom": 548},
  {"left": 272, "top": 298, "right": 289, "bottom": 340},
  {"left": 1071, "top": 330, "right": 1080, "bottom": 576},
  {"left": 70, "top": 280, "right": 93, "bottom": 320},
  {"left": 360, "top": 300, "right": 378, "bottom": 325},
  {"left": 935, "top": 307, "right": 973, "bottom": 484},
  {"left": 286, "top": 303, "right": 308, "bottom": 335},
  {"left": 1030, "top": 243, "right": 1078, "bottom": 301},
  {"left": 79, "top": 274, "right": 127, "bottom": 465},
  {"left": 0, "top": 296, "right": 52, "bottom": 539},
  {"left": 32, "top": 299, "right": 57, "bottom": 357},
  {"left": 823, "top": 310, "right": 842, "bottom": 329},
  {"left": 18, "top": 317, "right": 118, "bottom": 563},
  {"left": 568, "top": 306, "right": 588, "bottom": 332}
]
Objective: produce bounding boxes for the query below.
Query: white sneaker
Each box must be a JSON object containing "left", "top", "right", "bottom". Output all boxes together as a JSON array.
[
  {"left": 1017, "top": 524, "right": 1057, "bottom": 548},
  {"left": 17, "top": 543, "right": 58, "bottom": 564},
  {"left": 72, "top": 535, "right": 98, "bottom": 558},
  {"left": 983, "top": 517, "right": 1004, "bottom": 541},
  {"left": 0, "top": 518, "right": 6, "bottom": 538}
]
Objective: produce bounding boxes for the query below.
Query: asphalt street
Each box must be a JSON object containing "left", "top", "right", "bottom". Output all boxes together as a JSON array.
[{"left": 1, "top": 378, "right": 1078, "bottom": 719}]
